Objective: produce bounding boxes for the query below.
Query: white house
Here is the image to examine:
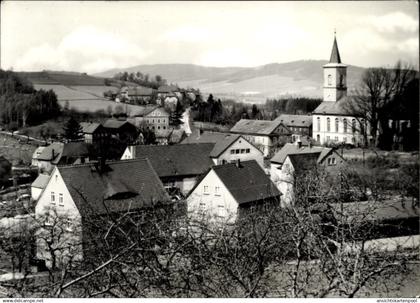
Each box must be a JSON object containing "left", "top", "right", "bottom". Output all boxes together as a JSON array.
[
  {"left": 187, "top": 160, "right": 281, "bottom": 222},
  {"left": 181, "top": 131, "right": 265, "bottom": 168},
  {"left": 312, "top": 35, "right": 370, "bottom": 146},
  {"left": 34, "top": 159, "right": 169, "bottom": 268},
  {"left": 230, "top": 119, "right": 291, "bottom": 157},
  {"left": 270, "top": 142, "right": 345, "bottom": 205},
  {"left": 31, "top": 146, "right": 46, "bottom": 167}
]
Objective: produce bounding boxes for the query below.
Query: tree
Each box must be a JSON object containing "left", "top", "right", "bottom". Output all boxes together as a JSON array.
[
  {"left": 169, "top": 100, "right": 184, "bottom": 127},
  {"left": 63, "top": 117, "right": 83, "bottom": 141},
  {"left": 345, "top": 61, "right": 416, "bottom": 147}
]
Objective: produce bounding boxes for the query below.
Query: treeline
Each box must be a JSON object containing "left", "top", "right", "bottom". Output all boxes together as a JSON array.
[
  {"left": 265, "top": 97, "right": 322, "bottom": 117},
  {"left": 110, "top": 71, "right": 168, "bottom": 89},
  {"left": 0, "top": 70, "right": 61, "bottom": 130}
]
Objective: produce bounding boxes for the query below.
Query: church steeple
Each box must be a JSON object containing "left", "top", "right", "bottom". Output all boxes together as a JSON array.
[
  {"left": 323, "top": 32, "right": 347, "bottom": 102},
  {"left": 329, "top": 33, "right": 342, "bottom": 63}
]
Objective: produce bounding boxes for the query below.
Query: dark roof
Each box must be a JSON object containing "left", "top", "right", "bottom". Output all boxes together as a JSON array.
[
  {"left": 330, "top": 36, "right": 342, "bottom": 64},
  {"left": 103, "top": 119, "right": 135, "bottom": 129},
  {"left": 230, "top": 119, "right": 287, "bottom": 136},
  {"left": 157, "top": 85, "right": 179, "bottom": 93},
  {"left": 37, "top": 142, "right": 90, "bottom": 165},
  {"left": 270, "top": 143, "right": 332, "bottom": 164},
  {"left": 181, "top": 132, "right": 255, "bottom": 157},
  {"left": 80, "top": 122, "right": 102, "bottom": 134},
  {"left": 125, "top": 87, "right": 155, "bottom": 96},
  {"left": 58, "top": 159, "right": 169, "bottom": 216},
  {"left": 273, "top": 114, "right": 312, "bottom": 128},
  {"left": 131, "top": 143, "right": 215, "bottom": 178},
  {"left": 155, "top": 129, "right": 185, "bottom": 144},
  {"left": 211, "top": 160, "right": 281, "bottom": 205},
  {"left": 288, "top": 153, "right": 321, "bottom": 174}
]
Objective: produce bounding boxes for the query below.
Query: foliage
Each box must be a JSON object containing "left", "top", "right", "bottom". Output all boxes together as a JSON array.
[
  {"left": 265, "top": 97, "right": 322, "bottom": 118},
  {"left": 112, "top": 71, "right": 167, "bottom": 89},
  {"left": 62, "top": 117, "right": 83, "bottom": 141}
]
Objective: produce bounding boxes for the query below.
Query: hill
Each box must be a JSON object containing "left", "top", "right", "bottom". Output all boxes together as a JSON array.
[{"left": 95, "top": 60, "right": 366, "bottom": 102}]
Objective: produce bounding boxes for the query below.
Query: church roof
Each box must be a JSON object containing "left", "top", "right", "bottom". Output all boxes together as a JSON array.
[
  {"left": 330, "top": 36, "right": 342, "bottom": 64},
  {"left": 312, "top": 97, "right": 362, "bottom": 117}
]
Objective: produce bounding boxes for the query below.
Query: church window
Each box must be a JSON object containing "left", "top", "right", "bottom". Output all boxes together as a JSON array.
[
  {"left": 317, "top": 117, "right": 320, "bottom": 131},
  {"left": 327, "top": 118, "right": 331, "bottom": 132},
  {"left": 343, "top": 119, "right": 347, "bottom": 133},
  {"left": 340, "top": 75, "right": 344, "bottom": 87},
  {"left": 335, "top": 118, "right": 339, "bottom": 132},
  {"left": 328, "top": 75, "right": 332, "bottom": 86}
]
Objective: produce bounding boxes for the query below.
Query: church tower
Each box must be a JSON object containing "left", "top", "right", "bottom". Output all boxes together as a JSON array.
[{"left": 323, "top": 33, "right": 347, "bottom": 102}]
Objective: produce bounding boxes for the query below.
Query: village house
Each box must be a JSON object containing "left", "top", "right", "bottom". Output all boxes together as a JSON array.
[
  {"left": 273, "top": 114, "right": 313, "bottom": 143},
  {"left": 31, "top": 146, "right": 46, "bottom": 167},
  {"left": 312, "top": 35, "right": 370, "bottom": 146},
  {"left": 181, "top": 131, "right": 265, "bottom": 168},
  {"left": 155, "top": 129, "right": 186, "bottom": 145},
  {"left": 103, "top": 119, "right": 138, "bottom": 144},
  {"left": 128, "top": 106, "right": 170, "bottom": 131},
  {"left": 34, "top": 159, "right": 169, "bottom": 268},
  {"left": 230, "top": 119, "right": 291, "bottom": 157},
  {"left": 156, "top": 85, "right": 182, "bottom": 100},
  {"left": 121, "top": 143, "right": 215, "bottom": 195},
  {"left": 80, "top": 122, "right": 110, "bottom": 144},
  {"left": 35, "top": 142, "right": 92, "bottom": 173},
  {"left": 187, "top": 160, "right": 281, "bottom": 222},
  {"left": 270, "top": 142, "right": 345, "bottom": 205},
  {"left": 120, "top": 86, "right": 156, "bottom": 104}
]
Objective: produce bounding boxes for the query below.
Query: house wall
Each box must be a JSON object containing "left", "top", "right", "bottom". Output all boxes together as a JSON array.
[
  {"left": 37, "top": 160, "right": 54, "bottom": 173},
  {"left": 35, "top": 167, "right": 83, "bottom": 268},
  {"left": 270, "top": 158, "right": 295, "bottom": 206},
  {"left": 215, "top": 138, "right": 264, "bottom": 168},
  {"left": 145, "top": 108, "right": 170, "bottom": 130},
  {"left": 187, "top": 170, "right": 238, "bottom": 222},
  {"left": 240, "top": 134, "right": 273, "bottom": 157},
  {"left": 323, "top": 66, "right": 347, "bottom": 102},
  {"left": 120, "top": 146, "right": 134, "bottom": 160},
  {"left": 163, "top": 177, "right": 197, "bottom": 196},
  {"left": 31, "top": 186, "right": 43, "bottom": 201},
  {"left": 312, "top": 114, "right": 369, "bottom": 146}
]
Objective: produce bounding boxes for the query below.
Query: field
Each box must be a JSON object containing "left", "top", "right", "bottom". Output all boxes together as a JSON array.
[{"left": 19, "top": 71, "right": 106, "bottom": 86}]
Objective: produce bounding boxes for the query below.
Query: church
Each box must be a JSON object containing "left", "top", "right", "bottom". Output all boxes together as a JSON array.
[{"left": 312, "top": 35, "right": 370, "bottom": 146}]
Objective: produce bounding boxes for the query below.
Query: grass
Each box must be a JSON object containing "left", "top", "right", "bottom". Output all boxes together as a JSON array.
[{"left": 0, "top": 134, "right": 37, "bottom": 165}]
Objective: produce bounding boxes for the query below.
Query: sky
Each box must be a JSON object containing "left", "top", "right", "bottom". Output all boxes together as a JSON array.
[{"left": 1, "top": 1, "right": 418, "bottom": 74}]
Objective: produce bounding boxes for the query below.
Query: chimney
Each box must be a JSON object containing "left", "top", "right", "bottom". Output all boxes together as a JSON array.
[
  {"left": 297, "top": 140, "right": 302, "bottom": 149},
  {"left": 96, "top": 156, "right": 106, "bottom": 173},
  {"left": 235, "top": 159, "right": 241, "bottom": 168},
  {"left": 197, "top": 129, "right": 201, "bottom": 139}
]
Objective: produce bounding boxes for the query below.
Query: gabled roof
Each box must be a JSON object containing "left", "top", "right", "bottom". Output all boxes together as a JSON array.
[
  {"left": 37, "top": 142, "right": 90, "bottom": 165},
  {"left": 80, "top": 122, "right": 102, "bottom": 134},
  {"left": 130, "top": 143, "right": 215, "bottom": 178},
  {"left": 329, "top": 36, "right": 342, "bottom": 64},
  {"left": 31, "top": 174, "right": 50, "bottom": 189},
  {"left": 230, "top": 119, "right": 288, "bottom": 136},
  {"left": 157, "top": 85, "right": 179, "bottom": 93},
  {"left": 273, "top": 114, "right": 312, "bottom": 128},
  {"left": 103, "top": 119, "right": 135, "bottom": 129},
  {"left": 210, "top": 160, "right": 281, "bottom": 205},
  {"left": 128, "top": 105, "right": 168, "bottom": 117},
  {"left": 270, "top": 143, "right": 333, "bottom": 165},
  {"left": 57, "top": 159, "right": 169, "bottom": 216},
  {"left": 125, "top": 86, "right": 155, "bottom": 96},
  {"left": 181, "top": 131, "right": 256, "bottom": 158},
  {"left": 155, "top": 129, "right": 185, "bottom": 143},
  {"left": 287, "top": 153, "right": 321, "bottom": 174}
]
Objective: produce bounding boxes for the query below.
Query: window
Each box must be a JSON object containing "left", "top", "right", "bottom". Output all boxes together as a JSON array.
[
  {"left": 235, "top": 149, "right": 240, "bottom": 154},
  {"left": 326, "top": 136, "right": 330, "bottom": 141},
  {"left": 246, "top": 148, "right": 250, "bottom": 153},
  {"left": 55, "top": 175, "right": 58, "bottom": 182},
  {"left": 352, "top": 119, "right": 356, "bottom": 133},
  {"left": 163, "top": 126, "right": 166, "bottom": 130},
  {"left": 240, "top": 149, "right": 245, "bottom": 153},
  {"left": 328, "top": 74, "right": 332, "bottom": 86},
  {"left": 327, "top": 118, "right": 330, "bottom": 132},
  {"left": 317, "top": 117, "right": 321, "bottom": 131},
  {"left": 203, "top": 186, "right": 209, "bottom": 195},
  {"left": 158, "top": 126, "right": 160, "bottom": 129},
  {"left": 331, "top": 157, "right": 336, "bottom": 165},
  {"left": 158, "top": 119, "right": 160, "bottom": 123},
  {"left": 335, "top": 118, "right": 339, "bottom": 132},
  {"left": 51, "top": 192, "right": 55, "bottom": 204},
  {"left": 215, "top": 186, "right": 221, "bottom": 196},
  {"left": 343, "top": 119, "right": 347, "bottom": 133},
  {"left": 45, "top": 214, "right": 54, "bottom": 226},
  {"left": 316, "top": 134, "right": 320, "bottom": 142},
  {"left": 335, "top": 136, "right": 338, "bottom": 141},
  {"left": 340, "top": 74, "right": 344, "bottom": 86},
  {"left": 59, "top": 193, "right": 64, "bottom": 206},
  {"left": 343, "top": 137, "right": 347, "bottom": 143},
  {"left": 230, "top": 150, "right": 235, "bottom": 154}
]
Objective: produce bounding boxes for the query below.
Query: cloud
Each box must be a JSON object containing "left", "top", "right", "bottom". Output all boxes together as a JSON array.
[
  {"left": 14, "top": 26, "right": 150, "bottom": 73},
  {"left": 158, "top": 26, "right": 217, "bottom": 43},
  {"left": 365, "top": 12, "right": 418, "bottom": 34}
]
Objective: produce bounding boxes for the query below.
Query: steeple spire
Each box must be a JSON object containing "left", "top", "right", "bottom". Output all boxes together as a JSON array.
[{"left": 329, "top": 32, "right": 342, "bottom": 64}]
